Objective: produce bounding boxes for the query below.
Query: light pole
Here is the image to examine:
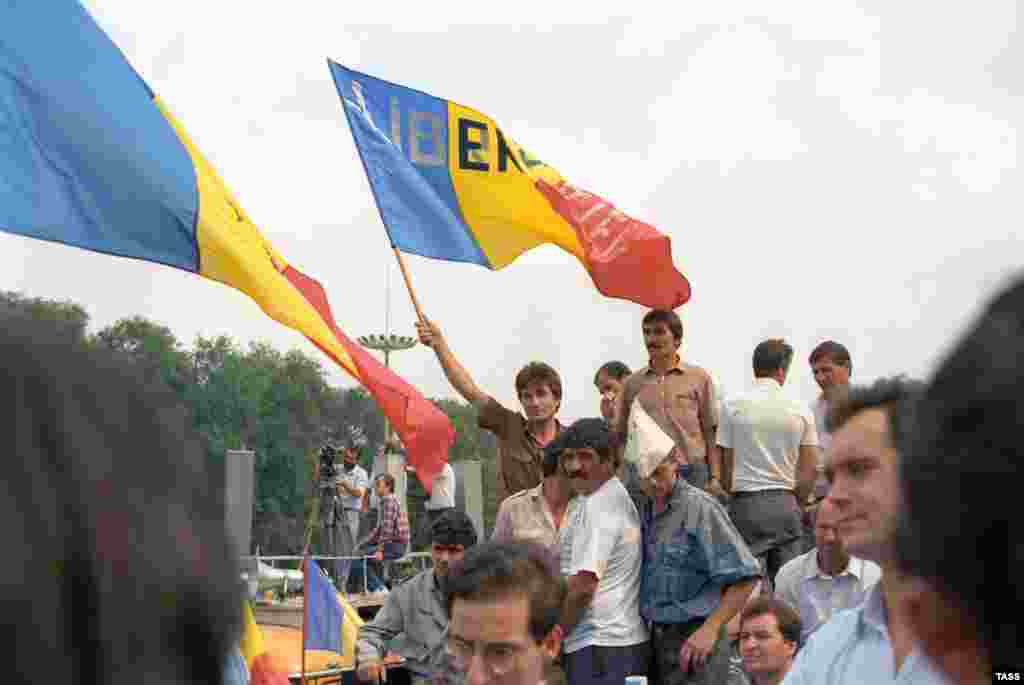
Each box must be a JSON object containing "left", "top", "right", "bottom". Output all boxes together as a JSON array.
[{"left": 356, "top": 333, "right": 417, "bottom": 444}]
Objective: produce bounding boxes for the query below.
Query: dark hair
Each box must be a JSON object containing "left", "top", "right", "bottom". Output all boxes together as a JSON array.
[
  {"left": 894, "top": 277, "right": 1024, "bottom": 670},
  {"left": 0, "top": 306, "right": 239, "bottom": 684},
  {"left": 593, "top": 361, "right": 631, "bottom": 386},
  {"left": 545, "top": 418, "right": 617, "bottom": 467},
  {"left": 515, "top": 362, "right": 563, "bottom": 401},
  {"left": 752, "top": 339, "right": 794, "bottom": 378},
  {"left": 826, "top": 376, "right": 923, "bottom": 435},
  {"left": 445, "top": 541, "right": 565, "bottom": 642},
  {"left": 642, "top": 309, "right": 683, "bottom": 342},
  {"left": 741, "top": 597, "right": 803, "bottom": 647},
  {"left": 808, "top": 340, "right": 852, "bottom": 375},
  {"left": 376, "top": 473, "right": 395, "bottom": 493},
  {"left": 431, "top": 509, "right": 478, "bottom": 549}
]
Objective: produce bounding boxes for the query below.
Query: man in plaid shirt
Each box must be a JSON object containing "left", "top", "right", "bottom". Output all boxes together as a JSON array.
[{"left": 358, "top": 473, "right": 410, "bottom": 585}]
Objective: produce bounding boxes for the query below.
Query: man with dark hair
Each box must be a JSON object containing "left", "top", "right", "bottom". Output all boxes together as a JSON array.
[
  {"left": 492, "top": 430, "right": 576, "bottom": 565},
  {"left": 893, "top": 278, "right": 1024, "bottom": 684},
  {"left": 807, "top": 340, "right": 852, "bottom": 491},
  {"left": 355, "top": 473, "right": 410, "bottom": 590},
  {"left": 552, "top": 418, "right": 649, "bottom": 685},
  {"left": 720, "top": 339, "right": 818, "bottom": 585},
  {"left": 615, "top": 309, "right": 723, "bottom": 496},
  {"left": 635, "top": 453, "right": 760, "bottom": 685},
  {"left": 444, "top": 541, "right": 566, "bottom": 685},
  {"left": 594, "top": 360, "right": 631, "bottom": 425},
  {"left": 781, "top": 378, "right": 949, "bottom": 685},
  {"left": 774, "top": 497, "right": 880, "bottom": 641},
  {"left": 0, "top": 307, "right": 240, "bottom": 684},
  {"left": 738, "top": 598, "right": 802, "bottom": 685},
  {"left": 357, "top": 509, "right": 479, "bottom": 684},
  {"left": 416, "top": 319, "right": 564, "bottom": 501}
]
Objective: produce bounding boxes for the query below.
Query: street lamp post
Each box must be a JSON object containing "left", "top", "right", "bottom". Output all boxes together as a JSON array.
[{"left": 356, "top": 333, "right": 417, "bottom": 444}]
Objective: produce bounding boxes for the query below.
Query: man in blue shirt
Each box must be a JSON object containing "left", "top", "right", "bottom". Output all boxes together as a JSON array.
[
  {"left": 781, "top": 378, "right": 950, "bottom": 685},
  {"left": 637, "top": 454, "right": 760, "bottom": 684}
]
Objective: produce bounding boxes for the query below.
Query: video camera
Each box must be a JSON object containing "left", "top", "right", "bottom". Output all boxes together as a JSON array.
[{"left": 318, "top": 442, "right": 339, "bottom": 491}]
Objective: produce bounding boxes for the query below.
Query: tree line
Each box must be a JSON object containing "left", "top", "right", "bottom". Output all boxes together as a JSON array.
[{"left": 1, "top": 291, "right": 500, "bottom": 554}]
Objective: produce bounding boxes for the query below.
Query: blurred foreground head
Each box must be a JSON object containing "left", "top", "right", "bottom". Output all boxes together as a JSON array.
[
  {"left": 895, "top": 276, "right": 1024, "bottom": 683},
  {"left": 0, "top": 306, "right": 240, "bottom": 684}
]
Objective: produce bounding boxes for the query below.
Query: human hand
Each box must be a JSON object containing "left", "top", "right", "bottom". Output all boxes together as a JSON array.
[
  {"left": 679, "top": 622, "right": 718, "bottom": 673},
  {"left": 374, "top": 548, "right": 384, "bottom": 561},
  {"left": 357, "top": 661, "right": 384, "bottom": 683},
  {"left": 705, "top": 478, "right": 729, "bottom": 503},
  {"left": 414, "top": 319, "right": 442, "bottom": 348}
]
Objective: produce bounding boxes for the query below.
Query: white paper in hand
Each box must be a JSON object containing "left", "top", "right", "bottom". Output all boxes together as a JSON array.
[{"left": 622, "top": 398, "right": 676, "bottom": 479}]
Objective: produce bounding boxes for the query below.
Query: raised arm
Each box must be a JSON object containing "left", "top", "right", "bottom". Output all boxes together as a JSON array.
[{"left": 415, "top": 318, "right": 490, "bottom": 410}]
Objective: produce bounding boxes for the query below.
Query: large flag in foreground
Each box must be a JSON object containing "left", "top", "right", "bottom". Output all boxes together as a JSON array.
[
  {"left": 0, "top": 2, "right": 453, "bottom": 489},
  {"left": 329, "top": 62, "right": 691, "bottom": 310},
  {"left": 303, "top": 560, "right": 345, "bottom": 655},
  {"left": 240, "top": 602, "right": 291, "bottom": 685}
]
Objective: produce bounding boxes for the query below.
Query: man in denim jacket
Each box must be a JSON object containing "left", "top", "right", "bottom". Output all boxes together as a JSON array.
[{"left": 637, "top": 454, "right": 760, "bottom": 685}]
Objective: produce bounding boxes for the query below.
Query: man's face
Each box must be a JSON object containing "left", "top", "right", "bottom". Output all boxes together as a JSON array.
[
  {"left": 561, "top": 447, "right": 609, "bottom": 496},
  {"left": 519, "top": 382, "right": 558, "bottom": 423},
  {"left": 447, "top": 594, "right": 559, "bottom": 685},
  {"left": 639, "top": 460, "right": 677, "bottom": 500},
  {"left": 643, "top": 321, "right": 679, "bottom": 359},
  {"left": 739, "top": 613, "right": 797, "bottom": 678},
  {"left": 431, "top": 542, "right": 466, "bottom": 578},
  {"left": 813, "top": 500, "right": 845, "bottom": 559},
  {"left": 374, "top": 478, "right": 389, "bottom": 498},
  {"left": 826, "top": 408, "right": 901, "bottom": 564},
  {"left": 812, "top": 357, "right": 850, "bottom": 395},
  {"left": 343, "top": 449, "right": 358, "bottom": 470},
  {"left": 595, "top": 371, "right": 626, "bottom": 425}
]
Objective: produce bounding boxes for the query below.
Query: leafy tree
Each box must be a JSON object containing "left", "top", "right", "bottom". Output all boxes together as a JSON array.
[{"left": 0, "top": 290, "right": 90, "bottom": 344}]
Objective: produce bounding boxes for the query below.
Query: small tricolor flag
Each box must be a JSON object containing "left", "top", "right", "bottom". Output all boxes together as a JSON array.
[
  {"left": 240, "top": 601, "right": 291, "bottom": 685},
  {"left": 329, "top": 62, "right": 691, "bottom": 310},
  {"left": 303, "top": 559, "right": 345, "bottom": 655},
  {"left": 0, "top": 1, "right": 454, "bottom": 491}
]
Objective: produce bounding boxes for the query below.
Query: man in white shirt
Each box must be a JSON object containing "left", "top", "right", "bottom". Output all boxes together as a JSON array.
[
  {"left": 775, "top": 497, "right": 881, "bottom": 641},
  {"left": 426, "top": 462, "right": 457, "bottom": 523},
  {"left": 553, "top": 418, "right": 650, "bottom": 685},
  {"left": 808, "top": 341, "right": 852, "bottom": 494},
  {"left": 781, "top": 378, "right": 950, "bottom": 685},
  {"left": 719, "top": 339, "right": 818, "bottom": 584}
]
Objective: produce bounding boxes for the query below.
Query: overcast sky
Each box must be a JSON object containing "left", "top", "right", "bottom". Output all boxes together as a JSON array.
[{"left": 4, "top": 1, "right": 1020, "bottom": 421}]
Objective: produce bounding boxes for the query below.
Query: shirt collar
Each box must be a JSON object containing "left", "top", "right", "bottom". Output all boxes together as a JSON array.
[
  {"left": 809, "top": 551, "right": 860, "bottom": 579},
  {"left": 753, "top": 377, "right": 782, "bottom": 389},
  {"left": 644, "top": 354, "right": 686, "bottom": 375},
  {"left": 858, "top": 582, "right": 888, "bottom": 638}
]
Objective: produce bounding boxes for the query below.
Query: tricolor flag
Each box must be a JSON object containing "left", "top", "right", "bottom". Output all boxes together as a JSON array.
[
  {"left": 240, "top": 602, "right": 291, "bottom": 685},
  {"left": 303, "top": 559, "right": 345, "bottom": 655},
  {"left": 329, "top": 62, "right": 691, "bottom": 311},
  {"left": 0, "top": 2, "right": 454, "bottom": 490}
]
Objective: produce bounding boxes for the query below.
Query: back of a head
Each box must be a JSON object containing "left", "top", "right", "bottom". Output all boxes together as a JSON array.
[
  {"left": 752, "top": 338, "right": 794, "bottom": 378},
  {"left": 445, "top": 540, "right": 565, "bottom": 642},
  {"left": 895, "top": 278, "right": 1024, "bottom": 670},
  {"left": 0, "top": 307, "right": 240, "bottom": 684}
]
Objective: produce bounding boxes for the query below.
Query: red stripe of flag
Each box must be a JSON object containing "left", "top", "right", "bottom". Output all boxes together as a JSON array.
[{"left": 281, "top": 265, "right": 452, "bottom": 493}]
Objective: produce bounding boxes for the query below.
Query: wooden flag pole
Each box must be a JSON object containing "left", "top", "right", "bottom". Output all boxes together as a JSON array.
[{"left": 392, "top": 247, "right": 426, "bottom": 324}]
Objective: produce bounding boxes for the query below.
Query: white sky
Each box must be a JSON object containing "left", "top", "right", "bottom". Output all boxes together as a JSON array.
[{"left": 3, "top": 1, "right": 1020, "bottom": 420}]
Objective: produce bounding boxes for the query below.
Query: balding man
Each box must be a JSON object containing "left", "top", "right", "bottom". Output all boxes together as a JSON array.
[{"left": 774, "top": 498, "right": 881, "bottom": 641}]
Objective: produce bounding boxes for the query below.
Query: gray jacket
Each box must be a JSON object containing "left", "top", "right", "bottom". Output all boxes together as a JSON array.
[{"left": 356, "top": 569, "right": 448, "bottom": 677}]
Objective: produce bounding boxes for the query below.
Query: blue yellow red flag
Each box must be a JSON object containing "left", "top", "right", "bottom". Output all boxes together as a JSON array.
[
  {"left": 329, "top": 62, "right": 691, "bottom": 310},
  {"left": 0, "top": 2, "right": 453, "bottom": 489},
  {"left": 304, "top": 559, "right": 345, "bottom": 654}
]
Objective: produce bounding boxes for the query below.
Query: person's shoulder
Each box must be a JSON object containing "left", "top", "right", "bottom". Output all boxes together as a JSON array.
[
  {"left": 776, "top": 548, "right": 813, "bottom": 585},
  {"left": 796, "top": 603, "right": 863, "bottom": 659}
]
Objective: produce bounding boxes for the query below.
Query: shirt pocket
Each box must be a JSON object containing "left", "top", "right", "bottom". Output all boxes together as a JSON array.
[{"left": 657, "top": 531, "right": 707, "bottom": 601}]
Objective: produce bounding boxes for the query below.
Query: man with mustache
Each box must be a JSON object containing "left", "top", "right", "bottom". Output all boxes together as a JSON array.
[
  {"left": 553, "top": 419, "right": 650, "bottom": 685},
  {"left": 417, "top": 319, "right": 564, "bottom": 501},
  {"left": 614, "top": 309, "right": 724, "bottom": 498}
]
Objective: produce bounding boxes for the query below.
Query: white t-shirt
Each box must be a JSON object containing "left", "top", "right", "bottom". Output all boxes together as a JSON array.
[
  {"left": 558, "top": 477, "right": 648, "bottom": 653},
  {"left": 426, "top": 463, "right": 456, "bottom": 510},
  {"left": 718, "top": 378, "right": 818, "bottom": 492},
  {"left": 335, "top": 465, "right": 369, "bottom": 510}
]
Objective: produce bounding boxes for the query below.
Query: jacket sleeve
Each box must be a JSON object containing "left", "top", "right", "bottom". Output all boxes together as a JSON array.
[{"left": 356, "top": 591, "right": 406, "bottom": 665}]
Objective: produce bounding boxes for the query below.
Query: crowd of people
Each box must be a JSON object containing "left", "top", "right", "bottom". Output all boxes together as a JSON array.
[
  {"left": 353, "top": 279, "right": 1024, "bottom": 685},
  {"left": 6, "top": 273, "right": 1022, "bottom": 685}
]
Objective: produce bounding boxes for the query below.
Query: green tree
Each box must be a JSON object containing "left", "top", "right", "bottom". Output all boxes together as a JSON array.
[{"left": 1, "top": 290, "right": 90, "bottom": 344}]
